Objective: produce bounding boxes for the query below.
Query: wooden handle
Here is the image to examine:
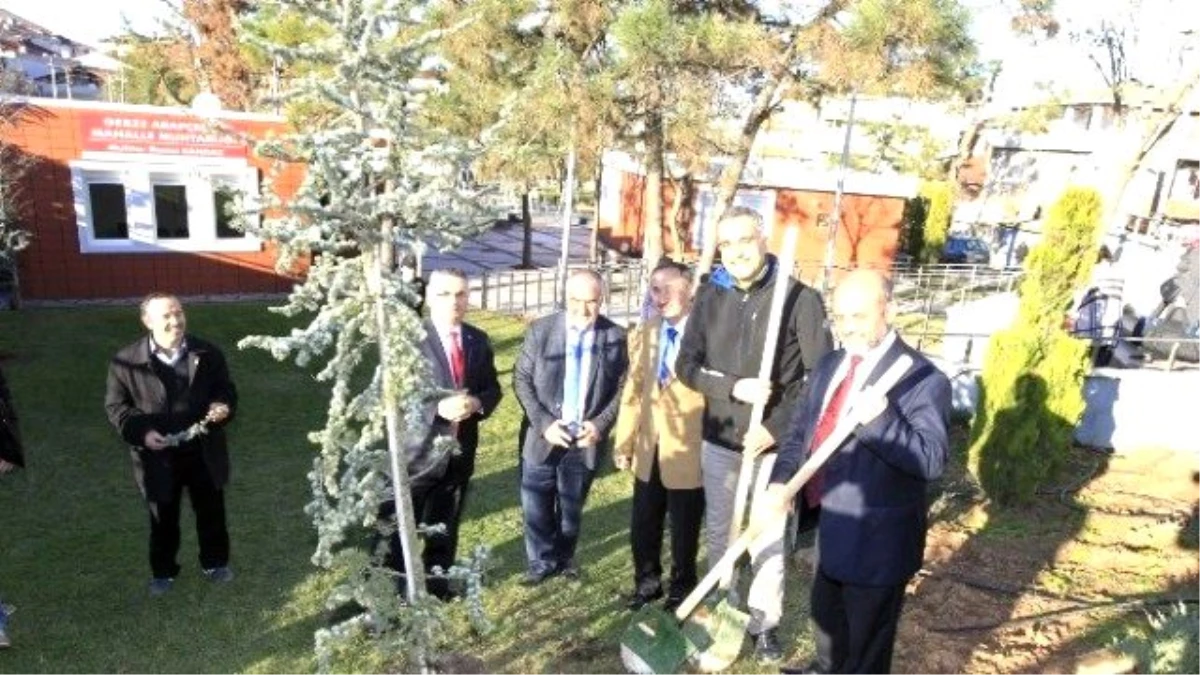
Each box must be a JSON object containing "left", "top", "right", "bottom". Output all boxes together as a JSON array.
[
  {"left": 721, "top": 226, "right": 799, "bottom": 590},
  {"left": 676, "top": 353, "right": 914, "bottom": 621}
]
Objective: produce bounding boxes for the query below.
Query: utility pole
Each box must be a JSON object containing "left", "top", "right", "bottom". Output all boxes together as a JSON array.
[{"left": 558, "top": 139, "right": 577, "bottom": 306}]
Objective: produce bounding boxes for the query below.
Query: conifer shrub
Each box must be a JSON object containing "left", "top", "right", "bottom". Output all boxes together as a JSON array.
[
  {"left": 919, "top": 180, "right": 953, "bottom": 264},
  {"left": 968, "top": 187, "right": 1103, "bottom": 504}
]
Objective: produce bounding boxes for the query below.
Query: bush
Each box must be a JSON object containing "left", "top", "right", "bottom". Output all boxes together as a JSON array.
[
  {"left": 967, "top": 187, "right": 1103, "bottom": 504},
  {"left": 1113, "top": 603, "right": 1200, "bottom": 674},
  {"left": 919, "top": 180, "right": 953, "bottom": 264},
  {"left": 902, "top": 194, "right": 928, "bottom": 261}
]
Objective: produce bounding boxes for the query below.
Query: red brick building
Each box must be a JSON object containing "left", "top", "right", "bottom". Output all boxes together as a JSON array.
[
  {"left": 1, "top": 98, "right": 304, "bottom": 301},
  {"left": 597, "top": 151, "right": 917, "bottom": 285}
]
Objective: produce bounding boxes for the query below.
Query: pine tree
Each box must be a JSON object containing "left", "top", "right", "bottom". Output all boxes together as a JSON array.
[
  {"left": 967, "top": 186, "right": 1103, "bottom": 505},
  {"left": 237, "top": 1, "right": 496, "bottom": 670}
]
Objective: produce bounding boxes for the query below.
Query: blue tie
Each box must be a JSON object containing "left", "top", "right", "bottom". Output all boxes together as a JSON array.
[
  {"left": 658, "top": 326, "right": 678, "bottom": 388},
  {"left": 564, "top": 328, "right": 586, "bottom": 424}
]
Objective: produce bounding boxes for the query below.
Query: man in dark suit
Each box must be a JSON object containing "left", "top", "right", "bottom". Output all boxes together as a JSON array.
[
  {"left": 382, "top": 268, "right": 502, "bottom": 600},
  {"left": 513, "top": 269, "right": 628, "bottom": 585},
  {"left": 1, "top": 364, "right": 24, "bottom": 648},
  {"left": 104, "top": 294, "right": 238, "bottom": 597},
  {"left": 760, "top": 269, "right": 951, "bottom": 674}
]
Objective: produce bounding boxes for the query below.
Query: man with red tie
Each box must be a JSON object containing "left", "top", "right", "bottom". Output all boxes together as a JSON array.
[
  {"left": 382, "top": 268, "right": 502, "bottom": 600},
  {"left": 760, "top": 269, "right": 951, "bottom": 674}
]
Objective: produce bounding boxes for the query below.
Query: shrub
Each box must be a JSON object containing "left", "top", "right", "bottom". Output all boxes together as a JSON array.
[
  {"left": 919, "top": 180, "right": 953, "bottom": 264},
  {"left": 967, "top": 187, "right": 1103, "bottom": 504},
  {"left": 1113, "top": 602, "right": 1200, "bottom": 674}
]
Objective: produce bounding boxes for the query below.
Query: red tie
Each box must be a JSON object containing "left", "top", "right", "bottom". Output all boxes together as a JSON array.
[
  {"left": 803, "top": 355, "right": 863, "bottom": 509},
  {"left": 449, "top": 330, "right": 465, "bottom": 388}
]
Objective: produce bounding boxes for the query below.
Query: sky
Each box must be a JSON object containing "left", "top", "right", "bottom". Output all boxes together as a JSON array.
[
  {"left": 4, "top": 0, "right": 1195, "bottom": 95},
  {"left": 1, "top": 0, "right": 171, "bottom": 47}
]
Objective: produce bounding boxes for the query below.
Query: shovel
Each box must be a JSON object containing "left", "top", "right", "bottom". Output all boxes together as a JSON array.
[{"left": 619, "top": 354, "right": 914, "bottom": 674}]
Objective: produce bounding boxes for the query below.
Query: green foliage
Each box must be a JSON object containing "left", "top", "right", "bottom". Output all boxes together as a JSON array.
[
  {"left": 237, "top": 1, "right": 497, "bottom": 670},
  {"left": 919, "top": 180, "right": 953, "bottom": 264},
  {"left": 844, "top": 117, "right": 947, "bottom": 178},
  {"left": 1113, "top": 603, "right": 1200, "bottom": 674},
  {"left": 902, "top": 193, "right": 928, "bottom": 261},
  {"left": 968, "top": 187, "right": 1103, "bottom": 505}
]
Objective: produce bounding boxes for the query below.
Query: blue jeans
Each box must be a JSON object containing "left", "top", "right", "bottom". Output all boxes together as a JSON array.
[{"left": 520, "top": 448, "right": 595, "bottom": 574}]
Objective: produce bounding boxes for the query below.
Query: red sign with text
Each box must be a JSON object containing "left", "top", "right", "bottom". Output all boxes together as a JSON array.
[{"left": 79, "top": 110, "right": 249, "bottom": 159}]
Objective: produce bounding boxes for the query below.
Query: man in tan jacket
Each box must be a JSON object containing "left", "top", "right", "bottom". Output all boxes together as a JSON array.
[{"left": 613, "top": 260, "right": 705, "bottom": 611}]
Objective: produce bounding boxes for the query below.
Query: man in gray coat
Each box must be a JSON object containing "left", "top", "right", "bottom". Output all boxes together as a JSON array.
[{"left": 513, "top": 270, "right": 628, "bottom": 585}]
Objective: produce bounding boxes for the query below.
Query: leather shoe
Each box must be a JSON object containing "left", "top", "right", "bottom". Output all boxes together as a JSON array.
[
  {"left": 753, "top": 628, "right": 784, "bottom": 664},
  {"left": 560, "top": 561, "right": 581, "bottom": 581},
  {"left": 624, "top": 588, "right": 664, "bottom": 611},
  {"left": 519, "top": 569, "right": 556, "bottom": 587}
]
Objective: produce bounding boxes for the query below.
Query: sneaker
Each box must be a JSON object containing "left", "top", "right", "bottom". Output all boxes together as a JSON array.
[
  {"left": 149, "top": 577, "right": 175, "bottom": 597},
  {"left": 203, "top": 566, "right": 234, "bottom": 583},
  {"left": 753, "top": 628, "right": 784, "bottom": 664},
  {"left": 0, "top": 627, "right": 9, "bottom": 649}
]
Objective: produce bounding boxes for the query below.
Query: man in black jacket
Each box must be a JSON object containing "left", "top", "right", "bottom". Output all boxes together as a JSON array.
[
  {"left": 105, "top": 294, "right": 238, "bottom": 597},
  {"left": 676, "top": 207, "right": 832, "bottom": 663},
  {"left": 0, "top": 364, "right": 23, "bottom": 647},
  {"left": 381, "top": 268, "right": 502, "bottom": 600}
]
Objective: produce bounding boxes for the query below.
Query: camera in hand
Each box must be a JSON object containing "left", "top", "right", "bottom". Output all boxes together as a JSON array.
[{"left": 564, "top": 420, "right": 582, "bottom": 442}]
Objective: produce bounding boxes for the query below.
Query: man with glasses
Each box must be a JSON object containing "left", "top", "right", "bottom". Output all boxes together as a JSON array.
[
  {"left": 513, "top": 270, "right": 628, "bottom": 586},
  {"left": 677, "top": 207, "right": 832, "bottom": 663}
]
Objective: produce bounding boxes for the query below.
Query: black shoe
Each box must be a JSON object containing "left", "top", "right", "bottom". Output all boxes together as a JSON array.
[
  {"left": 560, "top": 562, "right": 582, "bottom": 581},
  {"left": 519, "top": 568, "right": 556, "bottom": 587},
  {"left": 624, "top": 587, "right": 664, "bottom": 611},
  {"left": 779, "top": 661, "right": 821, "bottom": 674},
  {"left": 662, "top": 594, "right": 684, "bottom": 612},
  {"left": 753, "top": 628, "right": 784, "bottom": 664}
]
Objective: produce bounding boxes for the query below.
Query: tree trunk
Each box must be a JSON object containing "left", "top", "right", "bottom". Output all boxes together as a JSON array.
[
  {"left": 521, "top": 190, "right": 534, "bottom": 269},
  {"left": 666, "top": 173, "right": 690, "bottom": 259},
  {"left": 643, "top": 106, "right": 665, "bottom": 274},
  {"left": 589, "top": 171, "right": 601, "bottom": 263}
]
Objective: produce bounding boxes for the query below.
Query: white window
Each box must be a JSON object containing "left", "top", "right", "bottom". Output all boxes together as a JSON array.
[{"left": 70, "top": 159, "right": 262, "bottom": 254}]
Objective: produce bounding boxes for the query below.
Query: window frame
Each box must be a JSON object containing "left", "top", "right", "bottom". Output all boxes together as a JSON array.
[{"left": 70, "top": 159, "right": 262, "bottom": 254}]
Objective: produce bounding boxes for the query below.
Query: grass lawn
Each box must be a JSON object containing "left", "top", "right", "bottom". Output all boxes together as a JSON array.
[{"left": 0, "top": 302, "right": 814, "bottom": 673}]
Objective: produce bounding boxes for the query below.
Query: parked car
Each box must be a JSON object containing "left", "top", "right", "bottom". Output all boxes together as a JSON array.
[{"left": 941, "top": 236, "right": 991, "bottom": 265}]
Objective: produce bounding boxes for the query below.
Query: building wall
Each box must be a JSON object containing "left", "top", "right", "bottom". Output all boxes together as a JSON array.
[
  {"left": 1, "top": 99, "right": 305, "bottom": 301},
  {"left": 599, "top": 163, "right": 904, "bottom": 285}
]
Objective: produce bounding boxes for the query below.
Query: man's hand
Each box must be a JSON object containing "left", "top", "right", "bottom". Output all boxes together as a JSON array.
[
  {"left": 614, "top": 454, "right": 632, "bottom": 471},
  {"left": 731, "top": 378, "right": 773, "bottom": 405},
  {"left": 742, "top": 423, "right": 775, "bottom": 456},
  {"left": 853, "top": 392, "right": 889, "bottom": 426},
  {"left": 0, "top": 459, "right": 17, "bottom": 474},
  {"left": 575, "top": 421, "right": 601, "bottom": 448},
  {"left": 437, "top": 393, "right": 479, "bottom": 423},
  {"left": 206, "top": 402, "right": 231, "bottom": 424},
  {"left": 750, "top": 483, "right": 792, "bottom": 535},
  {"left": 542, "top": 421, "right": 574, "bottom": 448},
  {"left": 143, "top": 430, "right": 168, "bottom": 451}
]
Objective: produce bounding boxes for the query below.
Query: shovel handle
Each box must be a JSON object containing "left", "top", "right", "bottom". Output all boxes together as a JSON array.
[{"left": 674, "top": 354, "right": 913, "bottom": 621}]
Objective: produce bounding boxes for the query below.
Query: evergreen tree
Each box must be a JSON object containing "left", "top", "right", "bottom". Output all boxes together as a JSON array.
[
  {"left": 237, "top": 0, "right": 496, "bottom": 669},
  {"left": 919, "top": 180, "right": 953, "bottom": 264},
  {"left": 968, "top": 187, "right": 1103, "bottom": 505}
]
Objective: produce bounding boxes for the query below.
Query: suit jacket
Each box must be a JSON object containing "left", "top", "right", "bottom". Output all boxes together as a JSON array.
[
  {"left": 408, "top": 319, "right": 502, "bottom": 487},
  {"left": 612, "top": 316, "right": 704, "bottom": 489},
  {"left": 771, "top": 336, "right": 951, "bottom": 586},
  {"left": 104, "top": 334, "right": 238, "bottom": 503},
  {"left": 514, "top": 313, "right": 628, "bottom": 470},
  {"left": 0, "top": 365, "right": 23, "bottom": 468}
]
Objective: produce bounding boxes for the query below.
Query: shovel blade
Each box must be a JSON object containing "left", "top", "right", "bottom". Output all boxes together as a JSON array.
[
  {"left": 619, "top": 605, "right": 696, "bottom": 674},
  {"left": 688, "top": 598, "right": 751, "bottom": 673}
]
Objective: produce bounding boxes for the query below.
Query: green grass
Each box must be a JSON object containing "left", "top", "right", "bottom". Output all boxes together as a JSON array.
[{"left": 0, "top": 303, "right": 814, "bottom": 673}]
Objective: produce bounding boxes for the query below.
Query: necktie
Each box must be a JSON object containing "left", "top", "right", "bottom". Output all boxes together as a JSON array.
[
  {"left": 658, "top": 326, "right": 678, "bottom": 388},
  {"left": 563, "top": 328, "right": 585, "bottom": 424},
  {"left": 803, "top": 355, "right": 863, "bottom": 509},
  {"left": 449, "top": 330, "right": 465, "bottom": 389}
]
